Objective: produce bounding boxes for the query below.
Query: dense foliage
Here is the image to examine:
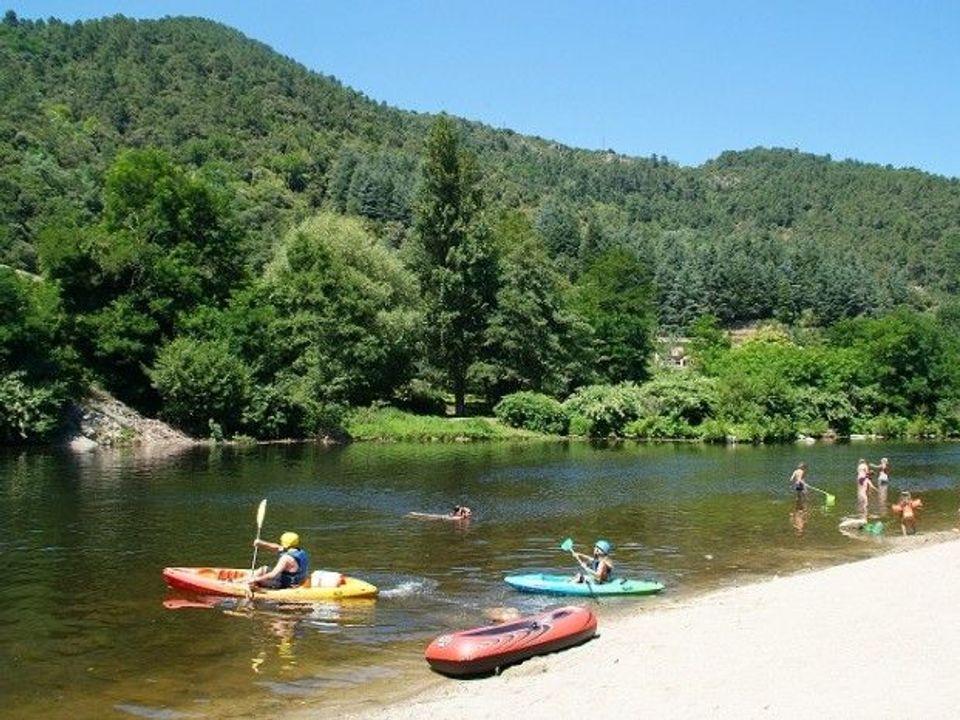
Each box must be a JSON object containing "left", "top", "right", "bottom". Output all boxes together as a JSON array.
[{"left": 3, "top": 11, "right": 960, "bottom": 442}]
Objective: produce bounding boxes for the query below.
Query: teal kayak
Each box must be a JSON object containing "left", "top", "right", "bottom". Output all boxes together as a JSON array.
[{"left": 504, "top": 573, "right": 664, "bottom": 597}]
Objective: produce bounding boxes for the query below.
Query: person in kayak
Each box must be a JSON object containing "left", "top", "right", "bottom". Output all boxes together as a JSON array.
[
  {"left": 249, "top": 531, "right": 310, "bottom": 589},
  {"left": 572, "top": 540, "right": 614, "bottom": 584},
  {"left": 451, "top": 505, "right": 472, "bottom": 519}
]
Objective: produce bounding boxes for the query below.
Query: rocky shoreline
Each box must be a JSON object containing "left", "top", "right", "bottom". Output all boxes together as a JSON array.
[{"left": 62, "top": 387, "right": 196, "bottom": 451}]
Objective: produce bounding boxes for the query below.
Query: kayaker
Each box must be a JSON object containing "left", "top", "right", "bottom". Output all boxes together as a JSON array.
[
  {"left": 451, "top": 505, "right": 472, "bottom": 519},
  {"left": 572, "top": 540, "right": 614, "bottom": 584},
  {"left": 249, "top": 531, "right": 310, "bottom": 589}
]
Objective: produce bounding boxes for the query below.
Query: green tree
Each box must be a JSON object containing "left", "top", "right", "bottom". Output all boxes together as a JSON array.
[
  {"left": 39, "top": 148, "right": 246, "bottom": 410},
  {"left": 477, "top": 212, "right": 591, "bottom": 399},
  {"left": 412, "top": 116, "right": 497, "bottom": 415},
  {"left": 177, "top": 212, "right": 422, "bottom": 439},
  {"left": 574, "top": 248, "right": 657, "bottom": 383},
  {"left": 0, "top": 268, "right": 81, "bottom": 441},
  {"left": 150, "top": 337, "right": 251, "bottom": 437}
]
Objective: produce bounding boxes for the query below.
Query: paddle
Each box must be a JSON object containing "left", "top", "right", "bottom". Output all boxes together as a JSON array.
[
  {"left": 245, "top": 498, "right": 267, "bottom": 601},
  {"left": 804, "top": 483, "right": 836, "bottom": 507},
  {"left": 560, "top": 538, "right": 598, "bottom": 596}
]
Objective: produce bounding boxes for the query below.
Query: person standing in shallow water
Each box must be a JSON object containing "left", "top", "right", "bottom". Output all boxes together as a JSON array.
[
  {"left": 856, "top": 459, "right": 877, "bottom": 518},
  {"left": 789, "top": 462, "right": 809, "bottom": 501},
  {"left": 871, "top": 457, "right": 891, "bottom": 511}
]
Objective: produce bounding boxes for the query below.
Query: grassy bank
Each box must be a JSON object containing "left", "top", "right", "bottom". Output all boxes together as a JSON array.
[{"left": 344, "top": 406, "right": 550, "bottom": 442}]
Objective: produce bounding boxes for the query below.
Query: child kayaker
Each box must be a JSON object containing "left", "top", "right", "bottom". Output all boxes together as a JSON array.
[
  {"left": 249, "top": 531, "right": 310, "bottom": 589},
  {"left": 572, "top": 539, "right": 614, "bottom": 584},
  {"left": 891, "top": 491, "right": 923, "bottom": 536}
]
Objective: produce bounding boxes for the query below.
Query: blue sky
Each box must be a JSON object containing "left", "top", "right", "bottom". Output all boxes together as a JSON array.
[{"left": 15, "top": 1, "right": 960, "bottom": 178}]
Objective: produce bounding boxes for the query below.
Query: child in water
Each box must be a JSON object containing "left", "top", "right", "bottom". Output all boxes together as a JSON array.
[
  {"left": 856, "top": 458, "right": 878, "bottom": 518},
  {"left": 891, "top": 491, "right": 923, "bottom": 535},
  {"left": 789, "top": 462, "right": 809, "bottom": 499}
]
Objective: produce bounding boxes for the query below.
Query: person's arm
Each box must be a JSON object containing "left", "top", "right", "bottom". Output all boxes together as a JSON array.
[
  {"left": 254, "top": 538, "right": 283, "bottom": 553},
  {"left": 251, "top": 555, "right": 295, "bottom": 585},
  {"left": 571, "top": 551, "right": 592, "bottom": 573}
]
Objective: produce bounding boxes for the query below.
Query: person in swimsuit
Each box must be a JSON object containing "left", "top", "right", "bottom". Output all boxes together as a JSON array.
[
  {"left": 870, "top": 457, "right": 891, "bottom": 510},
  {"left": 789, "top": 462, "right": 809, "bottom": 499},
  {"left": 856, "top": 458, "right": 877, "bottom": 518},
  {"left": 871, "top": 457, "right": 891, "bottom": 485}
]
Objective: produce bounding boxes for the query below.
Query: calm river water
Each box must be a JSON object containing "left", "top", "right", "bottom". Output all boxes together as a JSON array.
[{"left": 2, "top": 440, "right": 958, "bottom": 719}]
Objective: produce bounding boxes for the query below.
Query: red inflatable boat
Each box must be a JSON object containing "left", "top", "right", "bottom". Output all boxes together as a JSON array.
[{"left": 424, "top": 605, "right": 597, "bottom": 677}]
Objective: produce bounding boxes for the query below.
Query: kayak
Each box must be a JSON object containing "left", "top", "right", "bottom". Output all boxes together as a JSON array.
[
  {"left": 504, "top": 573, "right": 664, "bottom": 597},
  {"left": 162, "top": 567, "right": 379, "bottom": 601},
  {"left": 425, "top": 605, "right": 597, "bottom": 676}
]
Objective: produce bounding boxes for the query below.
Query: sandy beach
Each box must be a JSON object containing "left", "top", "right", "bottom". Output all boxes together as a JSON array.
[{"left": 342, "top": 534, "right": 960, "bottom": 720}]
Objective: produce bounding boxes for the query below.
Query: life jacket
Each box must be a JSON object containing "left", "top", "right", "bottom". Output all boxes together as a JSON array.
[
  {"left": 589, "top": 558, "right": 613, "bottom": 582},
  {"left": 279, "top": 548, "right": 309, "bottom": 588}
]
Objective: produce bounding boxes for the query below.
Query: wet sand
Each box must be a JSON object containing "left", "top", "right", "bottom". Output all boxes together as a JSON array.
[{"left": 337, "top": 532, "right": 960, "bottom": 720}]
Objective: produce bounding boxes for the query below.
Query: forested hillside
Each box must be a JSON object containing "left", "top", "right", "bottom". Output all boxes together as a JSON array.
[{"left": 3, "top": 11, "right": 960, "bottom": 444}]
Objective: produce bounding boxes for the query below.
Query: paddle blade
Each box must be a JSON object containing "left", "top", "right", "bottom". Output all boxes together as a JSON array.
[
  {"left": 255, "top": 498, "right": 267, "bottom": 528},
  {"left": 825, "top": 494, "right": 836, "bottom": 507},
  {"left": 560, "top": 538, "right": 574, "bottom": 552}
]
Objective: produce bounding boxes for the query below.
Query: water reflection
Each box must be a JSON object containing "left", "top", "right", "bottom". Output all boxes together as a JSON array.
[{"left": 790, "top": 498, "right": 808, "bottom": 536}]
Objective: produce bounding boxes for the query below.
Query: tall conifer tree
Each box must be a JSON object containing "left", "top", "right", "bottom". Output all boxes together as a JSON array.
[{"left": 413, "top": 116, "right": 497, "bottom": 415}]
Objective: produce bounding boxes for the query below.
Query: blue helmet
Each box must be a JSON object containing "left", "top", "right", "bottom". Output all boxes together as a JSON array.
[{"left": 594, "top": 540, "right": 612, "bottom": 555}]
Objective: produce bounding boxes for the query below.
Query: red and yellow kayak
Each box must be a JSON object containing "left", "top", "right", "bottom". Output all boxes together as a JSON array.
[
  {"left": 425, "top": 605, "right": 597, "bottom": 676},
  {"left": 162, "top": 566, "right": 379, "bottom": 602}
]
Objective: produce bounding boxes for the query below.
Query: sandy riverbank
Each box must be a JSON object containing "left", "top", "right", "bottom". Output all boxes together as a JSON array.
[{"left": 340, "top": 532, "right": 960, "bottom": 720}]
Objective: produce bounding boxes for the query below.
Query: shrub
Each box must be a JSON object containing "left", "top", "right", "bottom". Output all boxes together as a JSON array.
[
  {"left": 625, "top": 415, "right": 697, "bottom": 440},
  {"left": 637, "top": 373, "right": 718, "bottom": 425},
  {"left": 391, "top": 378, "right": 447, "bottom": 416},
  {"left": 150, "top": 338, "right": 252, "bottom": 437},
  {"left": 562, "top": 383, "right": 644, "bottom": 437},
  {"left": 852, "top": 414, "right": 909, "bottom": 438},
  {"left": 494, "top": 391, "right": 568, "bottom": 435},
  {"left": 0, "top": 371, "right": 66, "bottom": 443},
  {"left": 242, "top": 374, "right": 345, "bottom": 440}
]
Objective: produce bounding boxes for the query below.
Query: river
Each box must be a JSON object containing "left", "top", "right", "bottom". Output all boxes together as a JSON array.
[{"left": 1, "top": 440, "right": 958, "bottom": 719}]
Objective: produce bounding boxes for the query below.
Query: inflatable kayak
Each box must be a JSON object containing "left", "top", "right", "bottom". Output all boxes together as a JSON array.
[
  {"left": 425, "top": 605, "right": 597, "bottom": 676},
  {"left": 162, "top": 567, "right": 379, "bottom": 601},
  {"left": 504, "top": 573, "right": 664, "bottom": 597}
]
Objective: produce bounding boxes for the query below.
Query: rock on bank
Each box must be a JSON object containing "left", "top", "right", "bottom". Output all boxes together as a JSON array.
[{"left": 64, "top": 387, "right": 195, "bottom": 451}]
